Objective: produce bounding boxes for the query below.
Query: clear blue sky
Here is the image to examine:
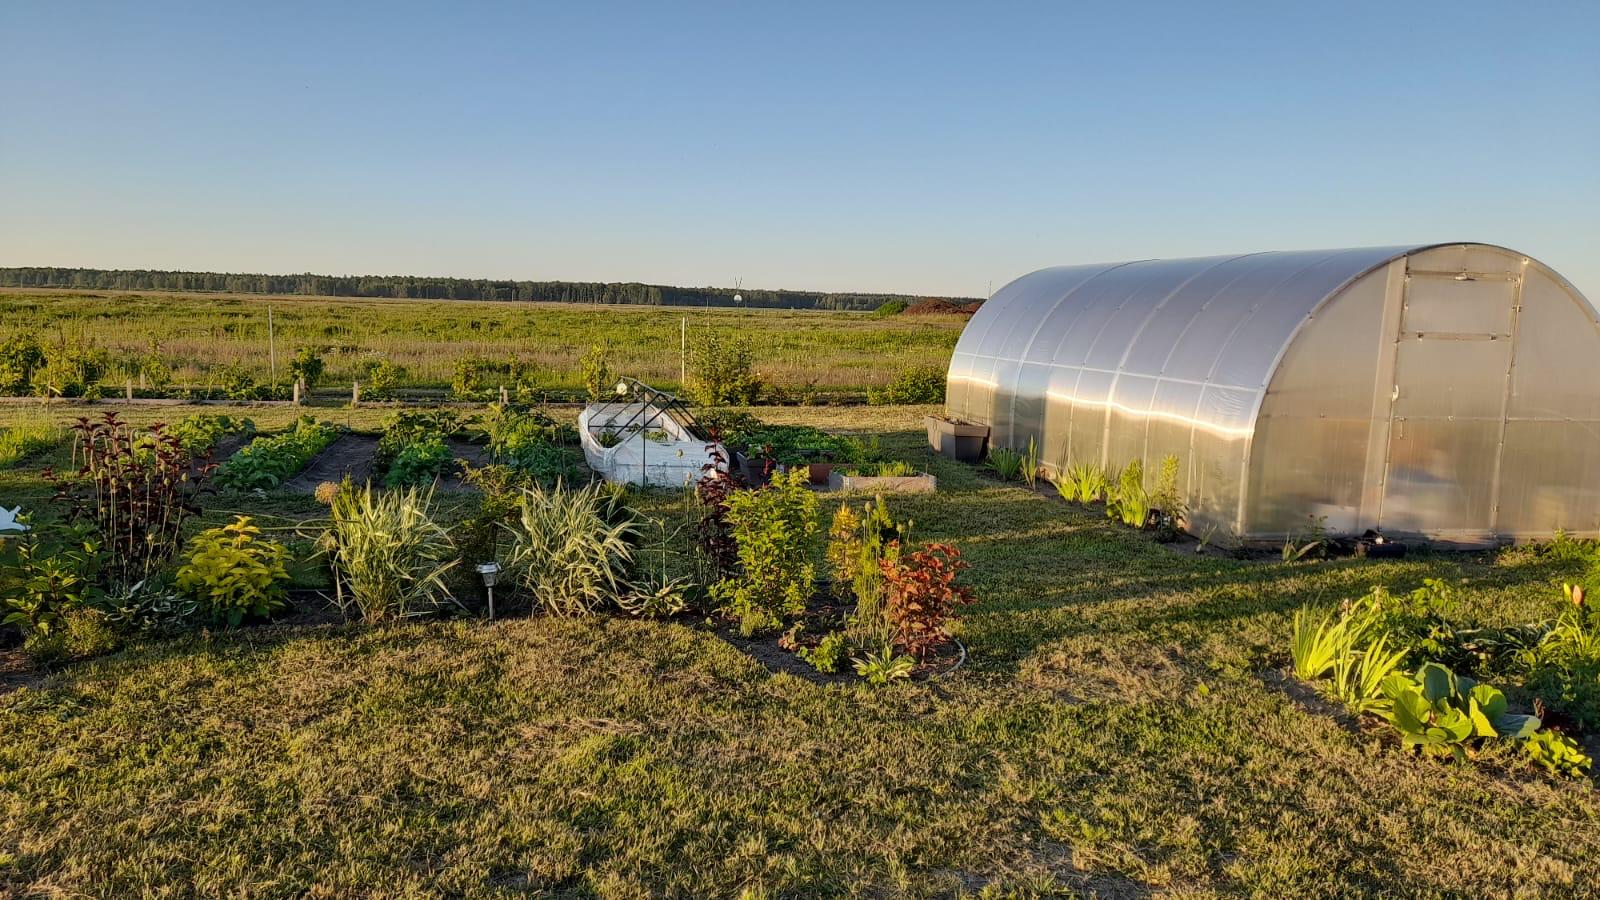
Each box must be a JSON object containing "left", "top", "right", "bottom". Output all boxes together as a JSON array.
[{"left": 2, "top": 1, "right": 1596, "bottom": 299}]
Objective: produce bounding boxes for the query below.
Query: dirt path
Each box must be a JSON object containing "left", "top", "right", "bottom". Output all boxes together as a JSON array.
[{"left": 282, "top": 434, "right": 378, "bottom": 493}]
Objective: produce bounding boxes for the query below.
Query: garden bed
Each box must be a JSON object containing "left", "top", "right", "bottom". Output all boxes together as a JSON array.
[{"left": 827, "top": 471, "right": 936, "bottom": 493}]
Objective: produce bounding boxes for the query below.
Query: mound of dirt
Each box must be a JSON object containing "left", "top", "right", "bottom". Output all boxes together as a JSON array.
[{"left": 906, "top": 299, "right": 981, "bottom": 317}]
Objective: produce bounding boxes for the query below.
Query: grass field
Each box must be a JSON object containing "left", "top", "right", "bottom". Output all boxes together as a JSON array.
[
  {"left": 0, "top": 289, "right": 964, "bottom": 394},
  {"left": 3, "top": 402, "right": 1599, "bottom": 896}
]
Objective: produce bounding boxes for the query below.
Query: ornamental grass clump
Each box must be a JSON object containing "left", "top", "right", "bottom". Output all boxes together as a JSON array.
[
  {"left": 323, "top": 483, "right": 457, "bottom": 621},
  {"left": 504, "top": 480, "right": 640, "bottom": 617}
]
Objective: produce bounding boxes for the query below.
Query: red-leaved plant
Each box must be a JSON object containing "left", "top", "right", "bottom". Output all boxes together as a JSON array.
[
  {"left": 695, "top": 433, "right": 744, "bottom": 579},
  {"left": 879, "top": 542, "right": 973, "bottom": 660},
  {"left": 45, "top": 413, "right": 211, "bottom": 593}
]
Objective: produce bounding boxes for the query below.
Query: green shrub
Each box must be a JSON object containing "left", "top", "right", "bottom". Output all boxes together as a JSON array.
[
  {"left": 288, "top": 346, "right": 325, "bottom": 389},
  {"left": 362, "top": 357, "right": 404, "bottom": 400},
  {"left": 870, "top": 299, "right": 909, "bottom": 318},
  {"left": 215, "top": 363, "right": 264, "bottom": 400},
  {"left": 453, "top": 356, "right": 537, "bottom": 401},
  {"left": 796, "top": 631, "right": 848, "bottom": 673},
  {"left": 35, "top": 344, "right": 110, "bottom": 399},
  {"left": 22, "top": 606, "right": 119, "bottom": 667},
  {"left": 686, "top": 333, "right": 762, "bottom": 406},
  {"left": 867, "top": 365, "right": 945, "bottom": 405},
  {"left": 176, "top": 516, "right": 290, "bottom": 625},
  {"left": 851, "top": 642, "right": 915, "bottom": 684},
  {"left": 1379, "top": 663, "right": 1539, "bottom": 761},
  {"left": 580, "top": 344, "right": 613, "bottom": 402},
  {"left": 504, "top": 480, "right": 640, "bottom": 617},
  {"left": 323, "top": 483, "right": 458, "bottom": 621},
  {"left": 215, "top": 418, "right": 338, "bottom": 491},
  {"left": 0, "top": 520, "right": 104, "bottom": 639},
  {"left": 0, "top": 332, "right": 45, "bottom": 395},
  {"left": 1525, "top": 583, "right": 1600, "bottom": 730},
  {"left": 482, "top": 405, "right": 582, "bottom": 484},
  {"left": 712, "top": 468, "right": 819, "bottom": 636}
]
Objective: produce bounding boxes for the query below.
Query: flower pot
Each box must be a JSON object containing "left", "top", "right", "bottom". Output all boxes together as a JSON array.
[
  {"left": 805, "top": 462, "right": 834, "bottom": 485},
  {"left": 925, "top": 416, "right": 989, "bottom": 462},
  {"left": 735, "top": 451, "right": 774, "bottom": 488}
]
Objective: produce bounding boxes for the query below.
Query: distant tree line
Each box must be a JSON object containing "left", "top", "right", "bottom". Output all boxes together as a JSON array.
[{"left": 0, "top": 267, "right": 974, "bottom": 311}]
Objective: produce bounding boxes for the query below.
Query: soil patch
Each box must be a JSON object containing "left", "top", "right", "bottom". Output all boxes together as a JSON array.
[
  {"left": 716, "top": 590, "right": 966, "bottom": 685},
  {"left": 282, "top": 434, "right": 378, "bottom": 493},
  {"left": 437, "top": 437, "right": 493, "bottom": 492}
]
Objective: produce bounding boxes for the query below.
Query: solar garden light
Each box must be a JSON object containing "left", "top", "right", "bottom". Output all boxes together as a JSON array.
[
  {"left": 614, "top": 379, "right": 629, "bottom": 396},
  {"left": 475, "top": 562, "right": 502, "bottom": 620}
]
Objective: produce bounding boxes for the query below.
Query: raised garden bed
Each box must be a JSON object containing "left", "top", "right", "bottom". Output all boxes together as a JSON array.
[
  {"left": 828, "top": 471, "right": 937, "bottom": 493},
  {"left": 925, "top": 415, "right": 988, "bottom": 462}
]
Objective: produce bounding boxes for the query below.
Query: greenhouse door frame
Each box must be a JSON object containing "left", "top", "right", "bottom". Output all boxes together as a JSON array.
[{"left": 1371, "top": 260, "right": 1523, "bottom": 542}]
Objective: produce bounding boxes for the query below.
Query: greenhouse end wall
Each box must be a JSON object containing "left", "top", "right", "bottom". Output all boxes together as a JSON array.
[{"left": 946, "top": 243, "right": 1600, "bottom": 545}]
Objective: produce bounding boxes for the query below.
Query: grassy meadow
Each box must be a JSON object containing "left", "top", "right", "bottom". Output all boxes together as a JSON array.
[
  {"left": 0, "top": 289, "right": 965, "bottom": 394},
  {"left": 3, "top": 402, "right": 1600, "bottom": 895}
]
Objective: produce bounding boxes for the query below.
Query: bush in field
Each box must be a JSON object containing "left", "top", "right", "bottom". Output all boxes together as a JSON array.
[
  {"left": 36, "top": 344, "right": 110, "bottom": 399},
  {"left": 580, "top": 344, "right": 613, "bottom": 402},
  {"left": 375, "top": 409, "right": 458, "bottom": 473},
  {"left": 215, "top": 363, "right": 265, "bottom": 400},
  {"left": 323, "top": 483, "right": 457, "bottom": 620},
  {"left": 453, "top": 357, "right": 536, "bottom": 401},
  {"left": 176, "top": 516, "right": 290, "bottom": 625},
  {"left": 289, "top": 346, "right": 325, "bottom": 390},
  {"left": 870, "top": 299, "right": 909, "bottom": 318},
  {"left": 362, "top": 357, "right": 404, "bottom": 400},
  {"left": 504, "top": 480, "right": 640, "bottom": 617},
  {"left": 712, "top": 468, "right": 819, "bottom": 635},
  {"left": 867, "top": 365, "right": 945, "bottom": 405},
  {"left": 687, "top": 333, "right": 762, "bottom": 406},
  {"left": 0, "top": 333, "right": 45, "bottom": 395}
]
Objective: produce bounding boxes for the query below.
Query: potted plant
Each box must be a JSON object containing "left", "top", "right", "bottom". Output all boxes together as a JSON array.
[{"left": 925, "top": 414, "right": 989, "bottom": 462}]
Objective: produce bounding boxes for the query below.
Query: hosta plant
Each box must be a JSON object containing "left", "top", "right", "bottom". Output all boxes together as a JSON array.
[
  {"left": 852, "top": 642, "right": 916, "bottom": 684},
  {"left": 176, "top": 516, "right": 290, "bottom": 625},
  {"left": 504, "top": 480, "right": 640, "bottom": 617},
  {"left": 1379, "top": 663, "right": 1540, "bottom": 762},
  {"left": 323, "top": 484, "right": 457, "bottom": 621}
]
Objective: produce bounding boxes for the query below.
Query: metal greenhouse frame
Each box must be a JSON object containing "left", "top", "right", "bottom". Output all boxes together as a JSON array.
[{"left": 945, "top": 243, "right": 1600, "bottom": 546}]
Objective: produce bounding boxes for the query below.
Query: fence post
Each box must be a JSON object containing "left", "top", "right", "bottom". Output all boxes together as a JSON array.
[{"left": 351, "top": 381, "right": 361, "bottom": 408}]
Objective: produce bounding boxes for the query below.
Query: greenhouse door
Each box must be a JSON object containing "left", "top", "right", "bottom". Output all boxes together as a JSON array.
[{"left": 1378, "top": 268, "right": 1520, "bottom": 537}]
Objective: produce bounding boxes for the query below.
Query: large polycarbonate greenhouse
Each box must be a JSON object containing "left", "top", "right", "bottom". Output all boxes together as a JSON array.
[{"left": 945, "top": 243, "right": 1600, "bottom": 546}]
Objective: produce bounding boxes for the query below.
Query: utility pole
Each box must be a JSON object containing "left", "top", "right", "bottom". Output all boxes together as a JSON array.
[{"left": 681, "top": 316, "right": 687, "bottom": 387}]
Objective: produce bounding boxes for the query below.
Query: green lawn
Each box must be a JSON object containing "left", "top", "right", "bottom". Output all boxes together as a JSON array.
[{"left": 3, "top": 404, "right": 1598, "bottom": 896}]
